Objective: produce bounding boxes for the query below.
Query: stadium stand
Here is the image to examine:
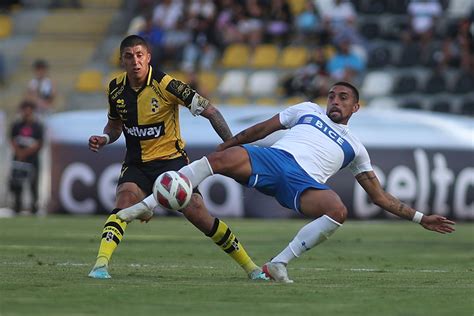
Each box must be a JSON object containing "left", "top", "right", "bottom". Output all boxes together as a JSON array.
[{"left": 0, "top": 0, "right": 473, "bottom": 116}]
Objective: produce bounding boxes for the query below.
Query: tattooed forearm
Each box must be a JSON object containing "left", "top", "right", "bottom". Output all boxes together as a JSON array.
[
  {"left": 209, "top": 110, "right": 233, "bottom": 141},
  {"left": 355, "top": 172, "right": 377, "bottom": 182},
  {"left": 387, "top": 196, "right": 414, "bottom": 220}
]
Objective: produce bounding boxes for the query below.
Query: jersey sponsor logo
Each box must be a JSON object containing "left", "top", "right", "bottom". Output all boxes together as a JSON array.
[
  {"left": 297, "top": 114, "right": 355, "bottom": 169},
  {"left": 110, "top": 85, "right": 124, "bottom": 100},
  {"left": 123, "top": 122, "right": 165, "bottom": 140}
]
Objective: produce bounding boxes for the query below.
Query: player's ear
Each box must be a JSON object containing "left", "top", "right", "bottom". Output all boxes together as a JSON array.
[
  {"left": 352, "top": 102, "right": 360, "bottom": 113},
  {"left": 146, "top": 52, "right": 151, "bottom": 64}
]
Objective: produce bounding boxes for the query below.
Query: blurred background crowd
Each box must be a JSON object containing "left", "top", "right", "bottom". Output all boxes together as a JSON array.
[{"left": 0, "top": 0, "right": 473, "bottom": 118}]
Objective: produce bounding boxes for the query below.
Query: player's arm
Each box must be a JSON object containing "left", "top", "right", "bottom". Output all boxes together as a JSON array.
[
  {"left": 217, "top": 114, "right": 285, "bottom": 151},
  {"left": 88, "top": 118, "right": 122, "bottom": 152},
  {"left": 200, "top": 103, "right": 233, "bottom": 142},
  {"left": 355, "top": 171, "right": 455, "bottom": 234}
]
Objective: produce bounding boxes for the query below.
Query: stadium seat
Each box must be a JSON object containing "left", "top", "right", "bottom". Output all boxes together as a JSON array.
[
  {"left": 225, "top": 96, "right": 249, "bottom": 106},
  {"left": 367, "top": 97, "right": 398, "bottom": 110},
  {"left": 399, "top": 98, "right": 424, "bottom": 110},
  {"left": 217, "top": 70, "right": 247, "bottom": 96},
  {"left": 387, "top": 0, "right": 408, "bottom": 14},
  {"left": 288, "top": 0, "right": 306, "bottom": 15},
  {"left": 451, "top": 71, "right": 474, "bottom": 94},
  {"left": 279, "top": 46, "right": 308, "bottom": 69},
  {"left": 250, "top": 44, "right": 279, "bottom": 68},
  {"left": 197, "top": 71, "right": 219, "bottom": 96},
  {"left": 221, "top": 43, "right": 250, "bottom": 68},
  {"left": 393, "top": 73, "right": 418, "bottom": 95},
  {"left": 109, "top": 47, "right": 120, "bottom": 67},
  {"left": 359, "top": 20, "right": 380, "bottom": 40},
  {"left": 0, "top": 15, "right": 12, "bottom": 38},
  {"left": 460, "top": 98, "right": 474, "bottom": 116},
  {"left": 361, "top": 71, "right": 395, "bottom": 98},
  {"left": 75, "top": 70, "right": 104, "bottom": 93},
  {"left": 255, "top": 97, "right": 279, "bottom": 106},
  {"left": 80, "top": 0, "right": 123, "bottom": 9},
  {"left": 247, "top": 71, "right": 279, "bottom": 97},
  {"left": 430, "top": 99, "right": 452, "bottom": 113},
  {"left": 397, "top": 43, "right": 421, "bottom": 67},
  {"left": 366, "top": 46, "right": 392, "bottom": 69},
  {"left": 423, "top": 72, "right": 448, "bottom": 94},
  {"left": 284, "top": 96, "right": 308, "bottom": 106}
]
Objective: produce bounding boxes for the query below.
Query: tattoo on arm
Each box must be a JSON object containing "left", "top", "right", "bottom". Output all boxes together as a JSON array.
[
  {"left": 355, "top": 172, "right": 377, "bottom": 182},
  {"left": 209, "top": 111, "right": 232, "bottom": 141}
]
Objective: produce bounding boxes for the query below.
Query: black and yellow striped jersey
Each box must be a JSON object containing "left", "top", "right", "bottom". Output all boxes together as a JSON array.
[{"left": 107, "top": 66, "right": 199, "bottom": 164}]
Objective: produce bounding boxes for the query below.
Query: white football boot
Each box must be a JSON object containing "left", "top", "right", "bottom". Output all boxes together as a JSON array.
[
  {"left": 262, "top": 262, "right": 294, "bottom": 283},
  {"left": 117, "top": 201, "right": 154, "bottom": 223}
]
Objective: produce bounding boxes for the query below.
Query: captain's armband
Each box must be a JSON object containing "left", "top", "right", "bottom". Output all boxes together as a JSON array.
[{"left": 189, "top": 93, "right": 210, "bottom": 116}]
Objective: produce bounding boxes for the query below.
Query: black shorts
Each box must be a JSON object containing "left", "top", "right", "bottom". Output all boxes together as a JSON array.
[{"left": 118, "top": 156, "right": 189, "bottom": 195}]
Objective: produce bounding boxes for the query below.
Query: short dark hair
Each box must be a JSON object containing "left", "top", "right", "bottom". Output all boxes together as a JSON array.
[
  {"left": 119, "top": 35, "right": 150, "bottom": 55},
  {"left": 19, "top": 100, "right": 36, "bottom": 110},
  {"left": 331, "top": 81, "right": 359, "bottom": 102},
  {"left": 33, "top": 59, "right": 48, "bottom": 69}
]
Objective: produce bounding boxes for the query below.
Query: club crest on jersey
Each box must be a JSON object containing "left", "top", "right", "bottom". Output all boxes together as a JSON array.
[{"left": 151, "top": 98, "right": 159, "bottom": 112}]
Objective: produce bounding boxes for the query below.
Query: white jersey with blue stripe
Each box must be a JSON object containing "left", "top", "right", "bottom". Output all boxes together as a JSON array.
[{"left": 271, "top": 102, "right": 373, "bottom": 184}]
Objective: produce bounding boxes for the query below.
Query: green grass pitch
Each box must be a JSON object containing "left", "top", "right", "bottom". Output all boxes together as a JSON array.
[{"left": 0, "top": 215, "right": 472, "bottom": 316}]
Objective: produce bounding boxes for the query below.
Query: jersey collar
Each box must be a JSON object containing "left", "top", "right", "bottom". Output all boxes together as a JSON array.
[{"left": 123, "top": 65, "right": 153, "bottom": 87}]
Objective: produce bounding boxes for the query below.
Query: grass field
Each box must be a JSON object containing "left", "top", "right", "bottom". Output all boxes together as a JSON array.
[{"left": 0, "top": 215, "right": 472, "bottom": 316}]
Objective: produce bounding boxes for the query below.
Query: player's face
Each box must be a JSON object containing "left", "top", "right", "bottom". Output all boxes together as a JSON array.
[
  {"left": 121, "top": 45, "right": 151, "bottom": 83},
  {"left": 326, "top": 85, "right": 360, "bottom": 124}
]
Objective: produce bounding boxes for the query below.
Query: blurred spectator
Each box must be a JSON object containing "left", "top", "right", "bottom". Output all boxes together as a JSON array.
[
  {"left": 407, "top": 0, "right": 442, "bottom": 43},
  {"left": 152, "top": 0, "right": 184, "bottom": 31},
  {"left": 327, "top": 38, "right": 365, "bottom": 83},
  {"left": 281, "top": 47, "right": 330, "bottom": 99},
  {"left": 181, "top": 15, "right": 218, "bottom": 71},
  {"left": 238, "top": 0, "right": 265, "bottom": 48},
  {"left": 215, "top": 0, "right": 245, "bottom": 46},
  {"left": 322, "top": 0, "right": 357, "bottom": 31},
  {"left": 295, "top": 0, "right": 321, "bottom": 42},
  {"left": 188, "top": 0, "right": 216, "bottom": 21},
  {"left": 441, "top": 18, "right": 474, "bottom": 70},
  {"left": 26, "top": 59, "right": 56, "bottom": 116},
  {"left": 137, "top": 13, "right": 165, "bottom": 66},
  {"left": 266, "top": 0, "right": 293, "bottom": 44},
  {"left": 9, "top": 100, "right": 44, "bottom": 215}
]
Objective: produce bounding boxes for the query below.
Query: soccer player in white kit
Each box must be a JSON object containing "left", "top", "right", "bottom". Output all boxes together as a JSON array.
[{"left": 118, "top": 82, "right": 456, "bottom": 283}]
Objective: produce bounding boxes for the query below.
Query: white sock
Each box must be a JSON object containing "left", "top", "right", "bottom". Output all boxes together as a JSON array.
[
  {"left": 271, "top": 215, "right": 342, "bottom": 265},
  {"left": 142, "top": 194, "right": 157, "bottom": 209},
  {"left": 179, "top": 157, "right": 214, "bottom": 189}
]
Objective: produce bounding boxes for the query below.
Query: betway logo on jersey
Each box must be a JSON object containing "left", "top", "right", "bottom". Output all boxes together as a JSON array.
[{"left": 123, "top": 122, "right": 165, "bottom": 140}]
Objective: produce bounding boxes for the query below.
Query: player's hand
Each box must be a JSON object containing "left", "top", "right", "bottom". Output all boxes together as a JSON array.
[
  {"left": 420, "top": 214, "right": 455, "bottom": 234},
  {"left": 88, "top": 135, "right": 108, "bottom": 152}
]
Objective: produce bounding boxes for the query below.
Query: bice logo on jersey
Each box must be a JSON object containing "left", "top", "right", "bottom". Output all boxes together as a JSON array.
[{"left": 124, "top": 122, "right": 165, "bottom": 140}]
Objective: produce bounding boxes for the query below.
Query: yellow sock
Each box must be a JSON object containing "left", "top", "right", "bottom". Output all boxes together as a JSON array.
[
  {"left": 207, "top": 218, "right": 258, "bottom": 274},
  {"left": 93, "top": 213, "right": 128, "bottom": 267}
]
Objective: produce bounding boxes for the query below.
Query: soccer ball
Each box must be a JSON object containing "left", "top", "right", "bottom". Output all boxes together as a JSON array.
[{"left": 153, "top": 171, "right": 193, "bottom": 211}]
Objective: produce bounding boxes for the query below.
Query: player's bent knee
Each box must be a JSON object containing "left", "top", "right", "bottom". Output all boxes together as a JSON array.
[{"left": 326, "top": 205, "right": 347, "bottom": 224}]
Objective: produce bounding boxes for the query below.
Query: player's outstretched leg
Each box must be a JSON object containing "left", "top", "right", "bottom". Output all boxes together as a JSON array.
[
  {"left": 262, "top": 262, "right": 294, "bottom": 283},
  {"left": 117, "top": 196, "right": 154, "bottom": 223},
  {"left": 88, "top": 209, "right": 128, "bottom": 279}
]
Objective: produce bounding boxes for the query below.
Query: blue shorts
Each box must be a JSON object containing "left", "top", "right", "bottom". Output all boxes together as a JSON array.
[{"left": 242, "top": 145, "right": 329, "bottom": 213}]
